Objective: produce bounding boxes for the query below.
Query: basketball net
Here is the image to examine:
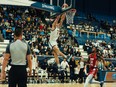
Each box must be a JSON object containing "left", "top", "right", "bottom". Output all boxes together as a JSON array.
[{"left": 66, "top": 9, "right": 76, "bottom": 24}]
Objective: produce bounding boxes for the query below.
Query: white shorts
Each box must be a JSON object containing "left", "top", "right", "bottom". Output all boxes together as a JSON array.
[{"left": 49, "top": 40, "right": 57, "bottom": 49}]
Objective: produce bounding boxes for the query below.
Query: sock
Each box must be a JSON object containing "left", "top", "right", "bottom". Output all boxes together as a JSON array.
[{"left": 84, "top": 74, "right": 93, "bottom": 87}]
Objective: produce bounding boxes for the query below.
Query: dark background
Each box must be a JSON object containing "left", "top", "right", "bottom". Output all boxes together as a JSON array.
[
  {"left": 75, "top": 0, "right": 116, "bottom": 16},
  {"left": 31, "top": 0, "right": 116, "bottom": 16}
]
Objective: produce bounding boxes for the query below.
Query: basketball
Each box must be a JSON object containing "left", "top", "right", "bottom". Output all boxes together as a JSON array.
[{"left": 62, "top": 3, "right": 69, "bottom": 10}]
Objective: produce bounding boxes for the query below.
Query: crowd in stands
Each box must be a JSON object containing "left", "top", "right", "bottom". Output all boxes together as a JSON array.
[
  {"left": 0, "top": 5, "right": 82, "bottom": 83},
  {"left": 87, "top": 13, "right": 116, "bottom": 40},
  {"left": 70, "top": 13, "right": 116, "bottom": 41},
  {"left": 0, "top": 6, "right": 81, "bottom": 57},
  {"left": 83, "top": 39, "right": 116, "bottom": 71},
  {"left": 0, "top": 6, "right": 116, "bottom": 84},
  {"left": 84, "top": 40, "right": 116, "bottom": 58}
]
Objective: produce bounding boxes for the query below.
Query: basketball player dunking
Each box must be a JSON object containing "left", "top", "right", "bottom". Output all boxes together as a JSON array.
[
  {"left": 49, "top": 4, "right": 68, "bottom": 69},
  {"left": 84, "top": 47, "right": 106, "bottom": 87}
]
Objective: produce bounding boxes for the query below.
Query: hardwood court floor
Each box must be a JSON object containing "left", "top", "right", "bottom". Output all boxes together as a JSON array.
[{"left": 0, "top": 83, "right": 116, "bottom": 87}]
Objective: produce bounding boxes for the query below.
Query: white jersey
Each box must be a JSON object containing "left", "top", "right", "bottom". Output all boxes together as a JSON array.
[
  {"left": 80, "top": 61, "right": 84, "bottom": 68},
  {"left": 32, "top": 56, "right": 37, "bottom": 70},
  {"left": 49, "top": 27, "right": 60, "bottom": 42},
  {"left": 74, "top": 67, "right": 80, "bottom": 74}
]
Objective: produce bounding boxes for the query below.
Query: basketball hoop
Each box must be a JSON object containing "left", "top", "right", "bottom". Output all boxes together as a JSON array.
[{"left": 66, "top": 9, "right": 76, "bottom": 24}]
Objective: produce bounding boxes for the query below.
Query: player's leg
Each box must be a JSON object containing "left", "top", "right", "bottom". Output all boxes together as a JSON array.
[
  {"left": 84, "top": 68, "right": 98, "bottom": 87},
  {"left": 53, "top": 45, "right": 67, "bottom": 59},
  {"left": 53, "top": 51, "right": 62, "bottom": 71},
  {"left": 49, "top": 42, "right": 61, "bottom": 67},
  {"left": 99, "top": 70, "right": 105, "bottom": 87},
  {"left": 84, "top": 74, "right": 93, "bottom": 87},
  {"left": 53, "top": 51, "right": 60, "bottom": 65}
]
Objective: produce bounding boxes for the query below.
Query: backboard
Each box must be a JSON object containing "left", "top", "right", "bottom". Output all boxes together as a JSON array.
[{"left": 50, "top": 0, "right": 75, "bottom": 18}]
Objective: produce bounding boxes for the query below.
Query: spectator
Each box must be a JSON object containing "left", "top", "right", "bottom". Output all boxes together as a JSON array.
[
  {"left": 40, "top": 59, "right": 48, "bottom": 82},
  {"left": 103, "top": 48, "right": 108, "bottom": 58},
  {"left": 108, "top": 62, "right": 114, "bottom": 71},
  {"left": 33, "top": 45, "right": 39, "bottom": 55},
  {"left": 74, "top": 64, "right": 80, "bottom": 83},
  {"left": 78, "top": 57, "right": 85, "bottom": 83},
  {"left": 39, "top": 23, "right": 44, "bottom": 30},
  {"left": 2, "top": 28, "right": 6, "bottom": 39},
  {"left": 61, "top": 58, "right": 69, "bottom": 82},
  {"left": 69, "top": 56, "right": 76, "bottom": 82},
  {"left": 76, "top": 49, "right": 81, "bottom": 57},
  {"left": 108, "top": 48, "right": 113, "bottom": 57},
  {"left": 84, "top": 40, "right": 89, "bottom": 51},
  {"left": 32, "top": 52, "right": 38, "bottom": 81},
  {"left": 72, "top": 29, "right": 76, "bottom": 38},
  {"left": 0, "top": 31, "right": 4, "bottom": 42}
]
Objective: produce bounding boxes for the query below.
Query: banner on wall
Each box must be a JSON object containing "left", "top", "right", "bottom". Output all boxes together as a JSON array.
[{"left": 105, "top": 72, "right": 116, "bottom": 81}]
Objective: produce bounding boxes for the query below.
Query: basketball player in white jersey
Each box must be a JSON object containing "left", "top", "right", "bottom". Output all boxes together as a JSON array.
[{"left": 49, "top": 4, "right": 68, "bottom": 68}]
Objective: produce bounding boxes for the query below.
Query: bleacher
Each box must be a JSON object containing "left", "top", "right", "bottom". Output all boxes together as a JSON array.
[
  {"left": 79, "top": 45, "right": 88, "bottom": 59},
  {"left": 67, "top": 26, "right": 111, "bottom": 45}
]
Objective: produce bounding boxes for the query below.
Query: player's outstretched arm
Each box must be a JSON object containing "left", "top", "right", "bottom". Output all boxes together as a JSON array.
[
  {"left": 87, "top": 55, "right": 90, "bottom": 65},
  {"left": 101, "top": 57, "right": 107, "bottom": 70},
  {"left": 52, "top": 15, "right": 61, "bottom": 30},
  {"left": 58, "top": 3, "right": 68, "bottom": 28},
  {"left": 58, "top": 13, "right": 66, "bottom": 28}
]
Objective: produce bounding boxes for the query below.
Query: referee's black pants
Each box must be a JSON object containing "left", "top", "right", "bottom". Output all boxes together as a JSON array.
[{"left": 8, "top": 65, "right": 27, "bottom": 87}]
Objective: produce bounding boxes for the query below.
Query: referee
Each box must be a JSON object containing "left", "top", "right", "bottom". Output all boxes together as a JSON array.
[{"left": 1, "top": 27, "right": 32, "bottom": 87}]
